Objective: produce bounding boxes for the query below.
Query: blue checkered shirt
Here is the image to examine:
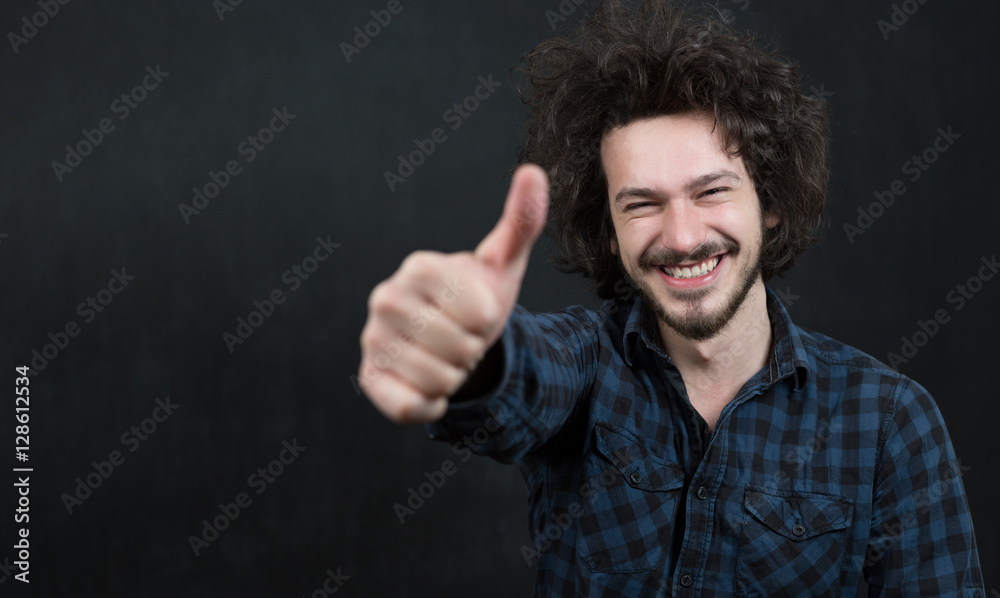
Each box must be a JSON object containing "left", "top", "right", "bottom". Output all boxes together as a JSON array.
[{"left": 427, "top": 287, "right": 985, "bottom": 597}]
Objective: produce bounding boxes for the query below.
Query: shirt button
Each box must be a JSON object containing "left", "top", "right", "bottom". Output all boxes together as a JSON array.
[
  {"left": 680, "top": 573, "right": 693, "bottom": 587},
  {"left": 629, "top": 471, "right": 641, "bottom": 484},
  {"left": 696, "top": 486, "right": 708, "bottom": 500},
  {"left": 792, "top": 523, "right": 806, "bottom": 537}
]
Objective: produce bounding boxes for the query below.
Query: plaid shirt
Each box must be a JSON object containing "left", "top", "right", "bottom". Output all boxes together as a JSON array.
[{"left": 427, "top": 287, "right": 985, "bottom": 597}]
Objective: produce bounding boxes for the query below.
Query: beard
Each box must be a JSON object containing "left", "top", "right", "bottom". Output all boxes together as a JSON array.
[{"left": 620, "top": 223, "right": 765, "bottom": 342}]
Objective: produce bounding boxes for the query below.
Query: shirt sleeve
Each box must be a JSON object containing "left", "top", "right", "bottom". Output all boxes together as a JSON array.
[
  {"left": 424, "top": 303, "right": 601, "bottom": 464},
  {"left": 864, "top": 377, "right": 985, "bottom": 596}
]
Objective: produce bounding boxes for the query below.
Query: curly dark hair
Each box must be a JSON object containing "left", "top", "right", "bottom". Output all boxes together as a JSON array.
[{"left": 513, "top": 0, "right": 831, "bottom": 300}]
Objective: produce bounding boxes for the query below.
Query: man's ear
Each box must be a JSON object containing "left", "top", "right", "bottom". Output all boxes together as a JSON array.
[
  {"left": 610, "top": 237, "right": 619, "bottom": 255},
  {"left": 764, "top": 211, "right": 779, "bottom": 229}
]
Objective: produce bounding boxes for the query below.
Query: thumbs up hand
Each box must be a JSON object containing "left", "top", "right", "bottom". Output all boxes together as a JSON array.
[{"left": 358, "top": 164, "right": 549, "bottom": 423}]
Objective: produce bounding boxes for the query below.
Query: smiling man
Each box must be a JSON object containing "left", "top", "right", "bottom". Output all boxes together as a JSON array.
[
  {"left": 357, "top": 1, "right": 984, "bottom": 596},
  {"left": 603, "top": 113, "right": 779, "bottom": 434}
]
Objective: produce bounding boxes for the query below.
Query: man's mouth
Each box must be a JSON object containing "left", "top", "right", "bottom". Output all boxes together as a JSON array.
[{"left": 658, "top": 255, "right": 722, "bottom": 280}]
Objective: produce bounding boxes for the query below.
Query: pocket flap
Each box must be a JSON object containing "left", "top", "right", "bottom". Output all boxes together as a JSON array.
[
  {"left": 744, "top": 487, "right": 853, "bottom": 541},
  {"left": 594, "top": 423, "right": 684, "bottom": 492}
]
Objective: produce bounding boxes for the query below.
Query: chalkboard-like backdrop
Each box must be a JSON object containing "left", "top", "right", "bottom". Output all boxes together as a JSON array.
[{"left": 0, "top": 0, "right": 996, "bottom": 596}]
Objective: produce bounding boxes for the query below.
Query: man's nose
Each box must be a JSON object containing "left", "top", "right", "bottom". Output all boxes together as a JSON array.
[{"left": 657, "top": 202, "right": 706, "bottom": 259}]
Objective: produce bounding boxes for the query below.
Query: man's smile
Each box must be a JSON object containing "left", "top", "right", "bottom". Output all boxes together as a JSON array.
[
  {"left": 657, "top": 254, "right": 724, "bottom": 279},
  {"left": 653, "top": 253, "right": 729, "bottom": 290}
]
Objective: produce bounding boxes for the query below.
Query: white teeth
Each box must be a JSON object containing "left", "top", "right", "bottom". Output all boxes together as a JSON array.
[{"left": 662, "top": 256, "right": 720, "bottom": 279}]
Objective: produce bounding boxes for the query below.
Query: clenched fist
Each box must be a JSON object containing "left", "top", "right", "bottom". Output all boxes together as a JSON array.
[{"left": 358, "top": 164, "right": 549, "bottom": 423}]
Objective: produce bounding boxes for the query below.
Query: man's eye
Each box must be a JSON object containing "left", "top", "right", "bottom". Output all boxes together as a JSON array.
[
  {"left": 701, "top": 187, "right": 728, "bottom": 197},
  {"left": 626, "top": 202, "right": 654, "bottom": 211}
]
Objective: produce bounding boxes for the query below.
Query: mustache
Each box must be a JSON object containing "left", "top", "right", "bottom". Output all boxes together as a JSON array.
[{"left": 638, "top": 238, "right": 738, "bottom": 268}]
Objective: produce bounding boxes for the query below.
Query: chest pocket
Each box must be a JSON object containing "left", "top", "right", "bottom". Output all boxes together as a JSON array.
[
  {"left": 736, "top": 486, "right": 853, "bottom": 597},
  {"left": 576, "top": 423, "right": 685, "bottom": 573}
]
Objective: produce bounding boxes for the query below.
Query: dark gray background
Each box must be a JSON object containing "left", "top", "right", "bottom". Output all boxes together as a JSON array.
[{"left": 0, "top": 0, "right": 996, "bottom": 595}]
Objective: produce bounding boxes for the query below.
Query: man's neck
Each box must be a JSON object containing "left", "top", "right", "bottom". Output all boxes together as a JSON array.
[{"left": 657, "top": 281, "right": 773, "bottom": 424}]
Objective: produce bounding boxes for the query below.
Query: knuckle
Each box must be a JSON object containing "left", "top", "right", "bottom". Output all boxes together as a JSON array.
[
  {"left": 467, "top": 294, "right": 501, "bottom": 333},
  {"left": 368, "top": 282, "right": 397, "bottom": 314},
  {"left": 360, "top": 371, "right": 433, "bottom": 425},
  {"left": 370, "top": 386, "right": 411, "bottom": 424},
  {"left": 387, "top": 403, "right": 409, "bottom": 424},
  {"left": 444, "top": 369, "right": 467, "bottom": 396},
  {"left": 459, "top": 336, "right": 488, "bottom": 365},
  {"left": 362, "top": 382, "right": 389, "bottom": 410},
  {"left": 359, "top": 322, "right": 379, "bottom": 350},
  {"left": 356, "top": 372, "right": 371, "bottom": 395},
  {"left": 400, "top": 250, "right": 439, "bottom": 279},
  {"left": 481, "top": 304, "right": 501, "bottom": 331},
  {"left": 395, "top": 399, "right": 426, "bottom": 424},
  {"left": 451, "top": 252, "right": 479, "bottom": 272}
]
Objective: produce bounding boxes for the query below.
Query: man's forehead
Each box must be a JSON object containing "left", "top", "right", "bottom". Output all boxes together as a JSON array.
[{"left": 600, "top": 114, "right": 748, "bottom": 188}]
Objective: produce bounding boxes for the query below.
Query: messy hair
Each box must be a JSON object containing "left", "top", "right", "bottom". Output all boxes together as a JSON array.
[{"left": 514, "top": 0, "right": 831, "bottom": 299}]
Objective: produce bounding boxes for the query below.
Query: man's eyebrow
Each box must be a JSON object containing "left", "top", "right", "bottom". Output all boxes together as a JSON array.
[
  {"left": 684, "top": 170, "right": 742, "bottom": 193},
  {"left": 614, "top": 186, "right": 661, "bottom": 206},
  {"left": 614, "top": 170, "right": 742, "bottom": 206}
]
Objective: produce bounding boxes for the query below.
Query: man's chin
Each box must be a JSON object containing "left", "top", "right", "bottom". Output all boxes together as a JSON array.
[
  {"left": 655, "top": 302, "right": 733, "bottom": 342},
  {"left": 660, "top": 284, "right": 711, "bottom": 304},
  {"left": 635, "top": 265, "right": 759, "bottom": 342},
  {"left": 647, "top": 277, "right": 720, "bottom": 318}
]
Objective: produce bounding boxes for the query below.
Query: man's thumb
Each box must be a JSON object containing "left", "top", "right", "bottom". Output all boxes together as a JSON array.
[{"left": 475, "top": 164, "right": 549, "bottom": 271}]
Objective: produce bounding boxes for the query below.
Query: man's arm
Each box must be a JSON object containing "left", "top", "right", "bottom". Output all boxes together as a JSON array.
[
  {"left": 864, "top": 378, "right": 985, "bottom": 596},
  {"left": 425, "top": 302, "right": 601, "bottom": 464}
]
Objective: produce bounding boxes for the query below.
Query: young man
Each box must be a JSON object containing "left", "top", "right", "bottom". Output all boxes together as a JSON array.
[{"left": 358, "top": 1, "right": 984, "bottom": 595}]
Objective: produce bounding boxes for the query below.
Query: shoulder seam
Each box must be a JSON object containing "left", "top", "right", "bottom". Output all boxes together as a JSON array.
[
  {"left": 873, "top": 377, "right": 907, "bottom": 483},
  {"left": 808, "top": 350, "right": 905, "bottom": 380}
]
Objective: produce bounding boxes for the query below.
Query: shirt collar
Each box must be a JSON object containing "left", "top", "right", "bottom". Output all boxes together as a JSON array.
[
  {"left": 764, "top": 286, "right": 810, "bottom": 391},
  {"left": 620, "top": 286, "right": 809, "bottom": 391}
]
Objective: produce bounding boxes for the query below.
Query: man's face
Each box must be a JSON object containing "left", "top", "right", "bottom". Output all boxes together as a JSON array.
[{"left": 602, "top": 113, "right": 776, "bottom": 341}]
